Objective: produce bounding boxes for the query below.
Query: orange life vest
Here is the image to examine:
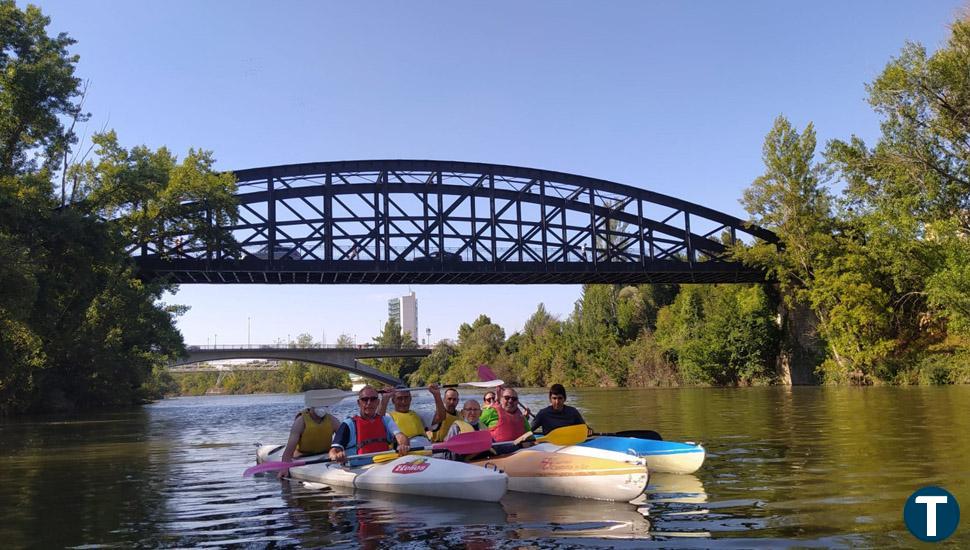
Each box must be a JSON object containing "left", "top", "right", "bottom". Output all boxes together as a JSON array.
[
  {"left": 353, "top": 415, "right": 390, "bottom": 454},
  {"left": 488, "top": 405, "right": 527, "bottom": 442}
]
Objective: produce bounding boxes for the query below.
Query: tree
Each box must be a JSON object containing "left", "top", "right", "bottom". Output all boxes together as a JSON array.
[
  {"left": 445, "top": 315, "right": 506, "bottom": 383},
  {"left": 0, "top": 1, "right": 83, "bottom": 176},
  {"left": 655, "top": 285, "right": 779, "bottom": 385},
  {"left": 0, "top": 2, "right": 240, "bottom": 412},
  {"left": 366, "top": 319, "right": 420, "bottom": 380}
]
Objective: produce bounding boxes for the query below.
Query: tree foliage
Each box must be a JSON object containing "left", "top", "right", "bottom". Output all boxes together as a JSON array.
[{"left": 0, "top": 2, "right": 237, "bottom": 413}]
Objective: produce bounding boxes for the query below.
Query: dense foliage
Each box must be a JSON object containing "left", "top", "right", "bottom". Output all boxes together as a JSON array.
[
  {"left": 736, "top": 17, "right": 970, "bottom": 384},
  {"left": 0, "top": 2, "right": 236, "bottom": 413},
  {"left": 410, "top": 283, "right": 779, "bottom": 389}
]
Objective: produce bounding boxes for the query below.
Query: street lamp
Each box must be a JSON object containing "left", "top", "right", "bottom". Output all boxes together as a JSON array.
[
  {"left": 214, "top": 333, "right": 218, "bottom": 348},
  {"left": 247, "top": 317, "right": 251, "bottom": 347}
]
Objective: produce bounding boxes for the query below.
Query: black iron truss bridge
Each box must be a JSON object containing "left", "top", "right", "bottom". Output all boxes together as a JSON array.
[{"left": 133, "top": 160, "right": 777, "bottom": 284}]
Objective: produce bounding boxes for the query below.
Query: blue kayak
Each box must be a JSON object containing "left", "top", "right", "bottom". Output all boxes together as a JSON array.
[{"left": 579, "top": 436, "right": 705, "bottom": 474}]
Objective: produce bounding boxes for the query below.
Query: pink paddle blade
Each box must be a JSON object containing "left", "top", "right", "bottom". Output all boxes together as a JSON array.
[
  {"left": 434, "top": 429, "right": 493, "bottom": 455},
  {"left": 243, "top": 459, "right": 308, "bottom": 477},
  {"left": 477, "top": 365, "right": 498, "bottom": 382}
]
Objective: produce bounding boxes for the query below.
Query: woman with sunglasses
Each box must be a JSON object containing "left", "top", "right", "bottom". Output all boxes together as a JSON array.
[{"left": 482, "top": 391, "right": 497, "bottom": 409}]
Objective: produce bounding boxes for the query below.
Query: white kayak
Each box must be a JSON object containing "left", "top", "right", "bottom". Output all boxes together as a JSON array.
[
  {"left": 256, "top": 445, "right": 507, "bottom": 502},
  {"left": 470, "top": 442, "right": 648, "bottom": 501}
]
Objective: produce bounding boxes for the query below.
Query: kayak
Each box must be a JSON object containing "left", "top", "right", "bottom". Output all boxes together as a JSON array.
[
  {"left": 579, "top": 436, "right": 705, "bottom": 475},
  {"left": 256, "top": 445, "right": 507, "bottom": 502},
  {"left": 470, "top": 442, "right": 648, "bottom": 501}
]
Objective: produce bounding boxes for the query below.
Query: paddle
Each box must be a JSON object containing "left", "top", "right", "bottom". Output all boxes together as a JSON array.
[
  {"left": 501, "top": 423, "right": 589, "bottom": 448},
  {"left": 306, "top": 380, "right": 505, "bottom": 405},
  {"left": 370, "top": 449, "right": 433, "bottom": 464},
  {"left": 398, "top": 380, "right": 504, "bottom": 392},
  {"left": 476, "top": 365, "right": 534, "bottom": 418},
  {"left": 303, "top": 389, "right": 354, "bottom": 406},
  {"left": 593, "top": 429, "right": 663, "bottom": 441},
  {"left": 243, "top": 430, "right": 494, "bottom": 476}
]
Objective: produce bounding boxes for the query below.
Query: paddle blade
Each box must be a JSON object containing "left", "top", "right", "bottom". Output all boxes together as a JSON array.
[
  {"left": 538, "top": 424, "right": 588, "bottom": 446},
  {"left": 304, "top": 389, "right": 352, "bottom": 407},
  {"left": 434, "top": 429, "right": 493, "bottom": 455},
  {"left": 244, "top": 459, "right": 308, "bottom": 477},
  {"left": 464, "top": 379, "right": 503, "bottom": 388},
  {"left": 477, "top": 365, "right": 498, "bottom": 382},
  {"left": 371, "top": 449, "right": 433, "bottom": 464}
]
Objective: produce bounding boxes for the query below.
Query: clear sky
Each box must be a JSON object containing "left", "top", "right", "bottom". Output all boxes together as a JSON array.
[{"left": 34, "top": 0, "right": 964, "bottom": 346}]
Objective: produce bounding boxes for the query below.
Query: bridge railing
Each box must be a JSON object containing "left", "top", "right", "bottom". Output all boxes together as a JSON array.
[{"left": 186, "top": 344, "right": 434, "bottom": 350}]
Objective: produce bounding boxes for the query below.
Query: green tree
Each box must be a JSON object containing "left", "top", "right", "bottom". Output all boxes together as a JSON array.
[
  {"left": 366, "top": 319, "right": 420, "bottom": 381},
  {"left": 655, "top": 285, "right": 779, "bottom": 385},
  {"left": 0, "top": 1, "right": 82, "bottom": 176},
  {"left": 445, "top": 315, "right": 506, "bottom": 383},
  {"left": 408, "top": 341, "right": 457, "bottom": 385}
]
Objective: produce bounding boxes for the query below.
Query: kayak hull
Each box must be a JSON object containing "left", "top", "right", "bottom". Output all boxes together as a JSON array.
[
  {"left": 256, "top": 445, "right": 507, "bottom": 502},
  {"left": 579, "top": 436, "right": 705, "bottom": 474},
  {"left": 471, "top": 443, "right": 648, "bottom": 501}
]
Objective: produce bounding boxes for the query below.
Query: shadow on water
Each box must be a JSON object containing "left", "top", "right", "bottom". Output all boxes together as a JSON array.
[{"left": 0, "top": 409, "right": 170, "bottom": 548}]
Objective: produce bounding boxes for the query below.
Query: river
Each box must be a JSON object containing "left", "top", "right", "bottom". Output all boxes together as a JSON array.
[{"left": 1, "top": 386, "right": 967, "bottom": 548}]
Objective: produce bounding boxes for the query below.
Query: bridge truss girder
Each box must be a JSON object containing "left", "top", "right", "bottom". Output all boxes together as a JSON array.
[{"left": 133, "top": 160, "right": 776, "bottom": 284}]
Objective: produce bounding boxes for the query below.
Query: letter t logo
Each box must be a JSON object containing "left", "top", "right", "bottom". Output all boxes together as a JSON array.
[{"left": 915, "top": 496, "right": 948, "bottom": 537}]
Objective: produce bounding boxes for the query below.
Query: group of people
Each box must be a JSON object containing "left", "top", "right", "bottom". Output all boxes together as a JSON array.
[{"left": 278, "top": 381, "right": 589, "bottom": 477}]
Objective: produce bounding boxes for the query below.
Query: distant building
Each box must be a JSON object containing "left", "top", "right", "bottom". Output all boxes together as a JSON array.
[{"left": 388, "top": 291, "right": 418, "bottom": 342}]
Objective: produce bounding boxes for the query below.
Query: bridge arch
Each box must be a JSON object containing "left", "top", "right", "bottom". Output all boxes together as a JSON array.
[
  {"left": 170, "top": 346, "right": 430, "bottom": 386},
  {"left": 134, "top": 160, "right": 776, "bottom": 284}
]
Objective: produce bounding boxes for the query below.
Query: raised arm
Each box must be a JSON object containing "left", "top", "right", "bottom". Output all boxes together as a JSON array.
[
  {"left": 428, "top": 383, "right": 446, "bottom": 427},
  {"left": 377, "top": 387, "right": 393, "bottom": 416}
]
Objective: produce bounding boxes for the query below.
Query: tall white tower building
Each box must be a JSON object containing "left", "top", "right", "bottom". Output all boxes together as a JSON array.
[{"left": 388, "top": 291, "right": 418, "bottom": 342}]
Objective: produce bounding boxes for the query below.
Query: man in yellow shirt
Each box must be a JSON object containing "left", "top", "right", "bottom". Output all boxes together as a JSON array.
[{"left": 379, "top": 384, "right": 445, "bottom": 447}]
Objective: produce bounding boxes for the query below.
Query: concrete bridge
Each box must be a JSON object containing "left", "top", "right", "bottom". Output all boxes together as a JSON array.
[{"left": 172, "top": 345, "right": 431, "bottom": 386}]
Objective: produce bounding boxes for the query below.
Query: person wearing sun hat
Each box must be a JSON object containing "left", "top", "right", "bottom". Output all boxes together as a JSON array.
[{"left": 277, "top": 389, "right": 342, "bottom": 478}]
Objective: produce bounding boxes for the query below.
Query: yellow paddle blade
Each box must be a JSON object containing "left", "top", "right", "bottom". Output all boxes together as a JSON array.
[
  {"left": 538, "top": 423, "right": 588, "bottom": 446},
  {"left": 371, "top": 449, "right": 433, "bottom": 464}
]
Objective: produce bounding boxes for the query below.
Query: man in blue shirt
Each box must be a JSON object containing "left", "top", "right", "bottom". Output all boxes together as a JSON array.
[{"left": 531, "top": 384, "right": 588, "bottom": 435}]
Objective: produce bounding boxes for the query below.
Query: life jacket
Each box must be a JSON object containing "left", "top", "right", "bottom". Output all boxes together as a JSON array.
[
  {"left": 452, "top": 419, "right": 476, "bottom": 434},
  {"left": 390, "top": 410, "right": 426, "bottom": 439},
  {"left": 431, "top": 411, "right": 459, "bottom": 443},
  {"left": 296, "top": 410, "right": 334, "bottom": 454},
  {"left": 352, "top": 415, "right": 390, "bottom": 455},
  {"left": 488, "top": 405, "right": 527, "bottom": 442}
]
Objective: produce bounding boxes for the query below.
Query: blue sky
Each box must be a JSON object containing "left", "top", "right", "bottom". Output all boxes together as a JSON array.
[{"left": 34, "top": 1, "right": 963, "bottom": 346}]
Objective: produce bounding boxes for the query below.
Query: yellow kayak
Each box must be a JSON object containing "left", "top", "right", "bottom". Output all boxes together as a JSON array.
[{"left": 471, "top": 442, "right": 648, "bottom": 501}]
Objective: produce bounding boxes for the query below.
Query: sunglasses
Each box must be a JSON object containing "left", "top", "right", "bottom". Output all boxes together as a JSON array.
[
  {"left": 502, "top": 396, "right": 518, "bottom": 402},
  {"left": 359, "top": 396, "right": 379, "bottom": 403},
  {"left": 484, "top": 397, "right": 494, "bottom": 402}
]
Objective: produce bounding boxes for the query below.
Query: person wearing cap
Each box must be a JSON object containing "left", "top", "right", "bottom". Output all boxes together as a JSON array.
[
  {"left": 531, "top": 383, "right": 588, "bottom": 435},
  {"left": 277, "top": 390, "right": 342, "bottom": 478},
  {"left": 378, "top": 383, "right": 445, "bottom": 447}
]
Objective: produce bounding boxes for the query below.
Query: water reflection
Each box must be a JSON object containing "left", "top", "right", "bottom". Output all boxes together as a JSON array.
[{"left": 1, "top": 387, "right": 968, "bottom": 547}]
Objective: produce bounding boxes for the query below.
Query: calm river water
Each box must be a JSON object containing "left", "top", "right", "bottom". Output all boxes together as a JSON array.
[{"left": 1, "top": 386, "right": 967, "bottom": 548}]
